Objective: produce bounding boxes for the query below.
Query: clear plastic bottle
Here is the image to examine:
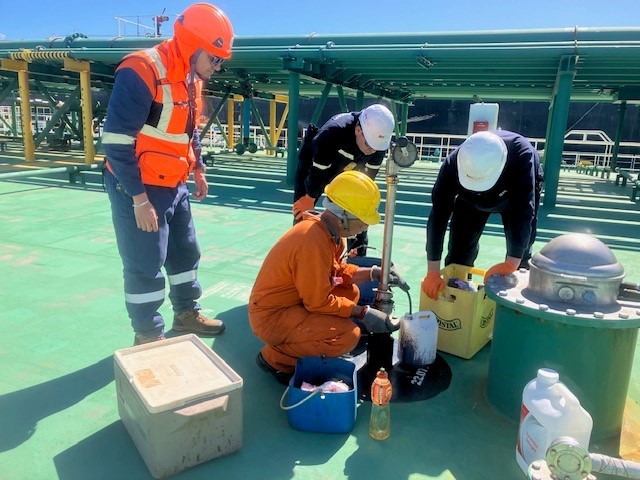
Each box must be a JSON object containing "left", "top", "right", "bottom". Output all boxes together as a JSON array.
[{"left": 369, "top": 368, "right": 392, "bottom": 440}]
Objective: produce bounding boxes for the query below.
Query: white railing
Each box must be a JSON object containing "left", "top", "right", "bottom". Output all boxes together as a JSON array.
[
  {"left": 199, "top": 124, "right": 287, "bottom": 151},
  {"left": 2, "top": 106, "right": 639, "bottom": 170}
]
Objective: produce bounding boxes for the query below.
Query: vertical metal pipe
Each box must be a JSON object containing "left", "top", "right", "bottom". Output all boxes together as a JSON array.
[
  {"left": 543, "top": 55, "right": 576, "bottom": 208},
  {"left": 11, "top": 101, "right": 18, "bottom": 136},
  {"left": 611, "top": 101, "right": 627, "bottom": 171},
  {"left": 287, "top": 71, "right": 300, "bottom": 185},
  {"left": 227, "top": 98, "right": 235, "bottom": 151},
  {"left": 378, "top": 154, "right": 399, "bottom": 294},
  {"left": 400, "top": 103, "right": 409, "bottom": 136},
  {"left": 242, "top": 98, "right": 251, "bottom": 145},
  {"left": 269, "top": 99, "right": 277, "bottom": 155},
  {"left": 390, "top": 100, "right": 400, "bottom": 138}
]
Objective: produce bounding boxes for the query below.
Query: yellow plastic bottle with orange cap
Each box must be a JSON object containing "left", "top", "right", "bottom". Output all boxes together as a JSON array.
[{"left": 369, "top": 368, "right": 392, "bottom": 440}]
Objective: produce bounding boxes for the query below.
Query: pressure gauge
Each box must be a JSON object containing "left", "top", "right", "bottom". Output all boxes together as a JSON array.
[{"left": 391, "top": 136, "right": 418, "bottom": 168}]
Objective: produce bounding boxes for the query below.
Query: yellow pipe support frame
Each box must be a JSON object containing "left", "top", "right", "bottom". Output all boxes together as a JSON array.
[
  {"left": 275, "top": 102, "right": 289, "bottom": 143},
  {"left": 227, "top": 98, "right": 235, "bottom": 151},
  {"left": 269, "top": 99, "right": 277, "bottom": 155},
  {"left": 0, "top": 59, "right": 35, "bottom": 162},
  {"left": 10, "top": 50, "right": 70, "bottom": 61},
  {"left": 63, "top": 59, "right": 95, "bottom": 164}
]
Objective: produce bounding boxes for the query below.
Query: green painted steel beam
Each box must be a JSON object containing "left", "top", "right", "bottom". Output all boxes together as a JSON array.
[
  {"left": 336, "top": 85, "right": 348, "bottom": 112},
  {"left": 248, "top": 97, "right": 274, "bottom": 149},
  {"left": 611, "top": 101, "right": 627, "bottom": 171},
  {"left": 0, "top": 78, "right": 17, "bottom": 104},
  {"left": 543, "top": 55, "right": 577, "bottom": 209},
  {"left": 33, "top": 85, "right": 80, "bottom": 148},
  {"left": 200, "top": 92, "right": 230, "bottom": 138},
  {"left": 399, "top": 103, "right": 409, "bottom": 136},
  {"left": 355, "top": 90, "right": 364, "bottom": 110},
  {"left": 310, "top": 83, "right": 331, "bottom": 125},
  {"left": 286, "top": 71, "right": 299, "bottom": 185},
  {"left": 33, "top": 79, "right": 82, "bottom": 139}
]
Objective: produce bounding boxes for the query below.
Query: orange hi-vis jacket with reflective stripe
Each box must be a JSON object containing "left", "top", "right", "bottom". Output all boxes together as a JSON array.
[{"left": 106, "top": 41, "right": 203, "bottom": 188}]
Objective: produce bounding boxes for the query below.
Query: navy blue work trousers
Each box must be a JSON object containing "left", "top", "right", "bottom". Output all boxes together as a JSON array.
[{"left": 105, "top": 171, "right": 202, "bottom": 336}]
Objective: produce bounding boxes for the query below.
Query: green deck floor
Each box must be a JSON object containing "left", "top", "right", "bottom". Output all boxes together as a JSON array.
[{"left": 0, "top": 149, "right": 638, "bottom": 480}]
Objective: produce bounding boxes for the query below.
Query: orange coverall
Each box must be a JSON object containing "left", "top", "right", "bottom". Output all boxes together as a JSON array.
[{"left": 249, "top": 213, "right": 362, "bottom": 372}]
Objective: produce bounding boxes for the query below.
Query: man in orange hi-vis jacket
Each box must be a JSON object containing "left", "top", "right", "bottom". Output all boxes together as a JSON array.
[
  {"left": 102, "top": 3, "right": 234, "bottom": 345},
  {"left": 249, "top": 171, "right": 403, "bottom": 385}
]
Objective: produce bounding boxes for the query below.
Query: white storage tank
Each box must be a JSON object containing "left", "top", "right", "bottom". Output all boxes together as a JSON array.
[
  {"left": 114, "top": 334, "right": 243, "bottom": 479},
  {"left": 467, "top": 103, "right": 499, "bottom": 135}
]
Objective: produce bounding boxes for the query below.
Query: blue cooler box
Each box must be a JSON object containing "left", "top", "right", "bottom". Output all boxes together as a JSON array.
[{"left": 281, "top": 357, "right": 357, "bottom": 433}]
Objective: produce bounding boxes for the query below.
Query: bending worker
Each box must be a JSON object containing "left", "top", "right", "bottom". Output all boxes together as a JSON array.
[
  {"left": 293, "top": 104, "right": 395, "bottom": 256},
  {"left": 422, "top": 130, "right": 544, "bottom": 300},
  {"left": 250, "top": 171, "right": 403, "bottom": 384},
  {"left": 102, "top": 3, "right": 234, "bottom": 345}
]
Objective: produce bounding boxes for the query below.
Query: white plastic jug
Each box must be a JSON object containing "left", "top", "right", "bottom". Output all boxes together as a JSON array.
[
  {"left": 515, "top": 368, "right": 593, "bottom": 474},
  {"left": 398, "top": 311, "right": 438, "bottom": 367}
]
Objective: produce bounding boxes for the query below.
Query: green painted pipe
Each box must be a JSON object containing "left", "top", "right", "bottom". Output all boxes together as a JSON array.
[
  {"left": 234, "top": 27, "right": 640, "bottom": 47},
  {"left": 287, "top": 71, "right": 299, "bottom": 185},
  {"left": 0, "top": 163, "right": 100, "bottom": 180}
]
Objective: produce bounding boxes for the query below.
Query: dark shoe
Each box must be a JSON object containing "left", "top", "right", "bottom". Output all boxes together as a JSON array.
[
  {"left": 344, "top": 336, "right": 368, "bottom": 357},
  {"left": 133, "top": 333, "right": 166, "bottom": 346},
  {"left": 173, "top": 309, "right": 225, "bottom": 335},
  {"left": 256, "top": 352, "right": 293, "bottom": 386}
]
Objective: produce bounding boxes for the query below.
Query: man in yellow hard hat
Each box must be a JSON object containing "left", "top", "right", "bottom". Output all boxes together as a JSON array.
[{"left": 249, "top": 171, "right": 402, "bottom": 384}]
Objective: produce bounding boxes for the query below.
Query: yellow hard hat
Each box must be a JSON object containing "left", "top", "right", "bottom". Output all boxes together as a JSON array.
[{"left": 324, "top": 171, "right": 381, "bottom": 225}]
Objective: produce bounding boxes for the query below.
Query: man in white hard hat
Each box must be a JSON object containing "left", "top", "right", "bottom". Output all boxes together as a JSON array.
[
  {"left": 422, "top": 130, "right": 544, "bottom": 300},
  {"left": 292, "top": 103, "right": 395, "bottom": 256}
]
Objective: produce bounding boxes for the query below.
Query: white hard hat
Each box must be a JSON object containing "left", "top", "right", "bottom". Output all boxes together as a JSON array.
[
  {"left": 359, "top": 104, "right": 395, "bottom": 151},
  {"left": 457, "top": 131, "right": 507, "bottom": 192}
]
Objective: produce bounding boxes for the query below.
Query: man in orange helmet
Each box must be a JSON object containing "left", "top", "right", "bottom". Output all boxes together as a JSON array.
[{"left": 102, "top": 3, "right": 234, "bottom": 345}]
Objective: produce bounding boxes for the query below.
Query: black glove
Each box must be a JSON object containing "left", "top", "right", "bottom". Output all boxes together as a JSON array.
[
  {"left": 360, "top": 306, "right": 400, "bottom": 333},
  {"left": 371, "top": 265, "right": 410, "bottom": 292}
]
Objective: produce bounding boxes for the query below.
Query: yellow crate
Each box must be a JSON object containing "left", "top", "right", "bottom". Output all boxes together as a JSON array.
[{"left": 419, "top": 264, "right": 496, "bottom": 359}]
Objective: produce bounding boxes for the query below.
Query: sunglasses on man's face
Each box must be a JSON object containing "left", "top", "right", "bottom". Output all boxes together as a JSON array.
[{"left": 208, "top": 53, "right": 225, "bottom": 68}]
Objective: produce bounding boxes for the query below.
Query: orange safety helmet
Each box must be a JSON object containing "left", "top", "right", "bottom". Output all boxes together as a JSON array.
[{"left": 174, "top": 3, "right": 234, "bottom": 59}]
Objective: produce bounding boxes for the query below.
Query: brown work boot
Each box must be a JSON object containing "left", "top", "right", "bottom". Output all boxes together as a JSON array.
[
  {"left": 173, "top": 309, "right": 225, "bottom": 335},
  {"left": 133, "top": 333, "right": 166, "bottom": 346}
]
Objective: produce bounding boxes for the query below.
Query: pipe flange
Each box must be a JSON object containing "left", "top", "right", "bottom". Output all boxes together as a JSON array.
[{"left": 546, "top": 437, "right": 592, "bottom": 480}]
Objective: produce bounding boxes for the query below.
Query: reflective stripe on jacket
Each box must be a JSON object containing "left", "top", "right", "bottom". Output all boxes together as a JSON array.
[{"left": 106, "top": 44, "right": 203, "bottom": 188}]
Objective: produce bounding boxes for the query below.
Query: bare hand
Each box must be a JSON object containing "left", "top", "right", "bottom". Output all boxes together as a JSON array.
[
  {"left": 134, "top": 202, "right": 158, "bottom": 232},
  {"left": 192, "top": 168, "right": 208, "bottom": 201}
]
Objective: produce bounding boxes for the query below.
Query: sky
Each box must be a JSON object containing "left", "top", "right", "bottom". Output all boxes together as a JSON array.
[{"left": 1, "top": 0, "right": 639, "bottom": 40}]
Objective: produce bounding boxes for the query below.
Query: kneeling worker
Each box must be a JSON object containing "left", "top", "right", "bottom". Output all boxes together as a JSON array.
[{"left": 249, "top": 171, "right": 403, "bottom": 384}]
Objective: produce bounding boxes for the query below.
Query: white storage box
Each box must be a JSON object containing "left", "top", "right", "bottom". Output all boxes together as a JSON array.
[{"left": 114, "top": 334, "right": 243, "bottom": 479}]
